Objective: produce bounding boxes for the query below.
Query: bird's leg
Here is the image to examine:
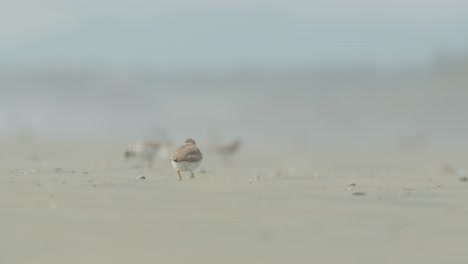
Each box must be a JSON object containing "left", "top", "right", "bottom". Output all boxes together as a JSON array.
[
  {"left": 177, "top": 170, "right": 182, "bottom": 181},
  {"left": 190, "top": 171, "right": 195, "bottom": 179}
]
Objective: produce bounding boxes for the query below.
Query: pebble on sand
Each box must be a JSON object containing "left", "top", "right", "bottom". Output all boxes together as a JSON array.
[{"left": 352, "top": 192, "right": 367, "bottom": 196}]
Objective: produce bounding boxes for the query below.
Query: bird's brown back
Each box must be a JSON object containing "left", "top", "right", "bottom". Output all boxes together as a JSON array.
[{"left": 171, "top": 143, "right": 203, "bottom": 162}]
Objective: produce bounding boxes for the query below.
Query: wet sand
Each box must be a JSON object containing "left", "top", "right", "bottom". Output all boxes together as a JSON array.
[{"left": 1, "top": 140, "right": 468, "bottom": 264}]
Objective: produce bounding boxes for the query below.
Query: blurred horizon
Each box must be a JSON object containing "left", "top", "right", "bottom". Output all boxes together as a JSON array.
[
  {"left": 1, "top": 1, "right": 467, "bottom": 149},
  {"left": 2, "top": 56, "right": 468, "bottom": 148}
]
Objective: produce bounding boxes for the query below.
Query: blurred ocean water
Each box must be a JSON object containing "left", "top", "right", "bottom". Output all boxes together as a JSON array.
[
  {"left": 2, "top": 1, "right": 467, "bottom": 148},
  {"left": 1, "top": 62, "right": 467, "bottom": 148}
]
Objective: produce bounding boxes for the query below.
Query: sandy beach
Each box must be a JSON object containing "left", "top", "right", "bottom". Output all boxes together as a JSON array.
[
  {"left": 1, "top": 140, "right": 467, "bottom": 264},
  {"left": 2, "top": 1, "right": 467, "bottom": 263}
]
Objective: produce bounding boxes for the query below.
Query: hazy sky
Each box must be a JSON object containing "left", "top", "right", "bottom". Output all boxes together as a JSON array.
[{"left": 1, "top": 0, "right": 467, "bottom": 69}]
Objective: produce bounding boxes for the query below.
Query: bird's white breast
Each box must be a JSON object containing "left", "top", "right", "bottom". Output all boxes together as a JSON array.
[{"left": 171, "top": 160, "right": 201, "bottom": 171}]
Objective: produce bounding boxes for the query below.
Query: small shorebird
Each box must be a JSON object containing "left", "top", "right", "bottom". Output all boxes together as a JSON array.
[
  {"left": 215, "top": 139, "right": 241, "bottom": 159},
  {"left": 124, "top": 141, "right": 160, "bottom": 168},
  {"left": 171, "top": 138, "right": 203, "bottom": 181}
]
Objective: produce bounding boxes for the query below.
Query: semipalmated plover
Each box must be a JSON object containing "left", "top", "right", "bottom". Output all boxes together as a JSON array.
[
  {"left": 216, "top": 139, "right": 241, "bottom": 159},
  {"left": 171, "top": 139, "right": 203, "bottom": 181},
  {"left": 124, "top": 141, "right": 160, "bottom": 168}
]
